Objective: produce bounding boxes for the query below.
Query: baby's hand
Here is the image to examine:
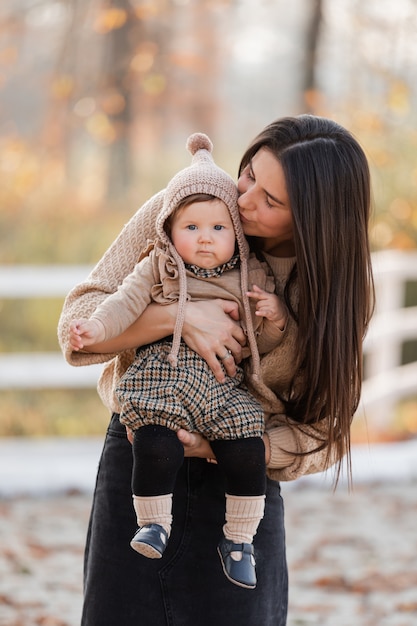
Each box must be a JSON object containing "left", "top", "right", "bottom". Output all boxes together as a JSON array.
[
  {"left": 247, "top": 284, "right": 287, "bottom": 329},
  {"left": 69, "top": 318, "right": 105, "bottom": 351}
]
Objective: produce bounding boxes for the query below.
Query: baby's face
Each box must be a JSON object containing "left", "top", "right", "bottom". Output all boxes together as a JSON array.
[{"left": 170, "top": 199, "right": 236, "bottom": 269}]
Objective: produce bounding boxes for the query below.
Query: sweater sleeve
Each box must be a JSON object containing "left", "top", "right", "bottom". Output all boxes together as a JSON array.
[
  {"left": 57, "top": 190, "right": 165, "bottom": 366},
  {"left": 90, "top": 256, "right": 156, "bottom": 341},
  {"left": 256, "top": 320, "right": 287, "bottom": 355},
  {"left": 265, "top": 419, "right": 341, "bottom": 482}
]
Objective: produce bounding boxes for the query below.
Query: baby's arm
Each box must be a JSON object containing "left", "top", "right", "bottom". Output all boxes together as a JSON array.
[
  {"left": 69, "top": 318, "right": 106, "bottom": 351},
  {"left": 247, "top": 284, "right": 287, "bottom": 330},
  {"left": 69, "top": 254, "right": 156, "bottom": 353}
]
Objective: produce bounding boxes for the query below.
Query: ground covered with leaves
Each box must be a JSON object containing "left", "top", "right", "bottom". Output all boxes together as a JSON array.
[{"left": 0, "top": 482, "right": 416, "bottom": 626}]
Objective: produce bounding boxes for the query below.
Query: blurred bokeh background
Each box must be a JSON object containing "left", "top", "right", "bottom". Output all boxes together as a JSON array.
[{"left": 0, "top": 0, "right": 416, "bottom": 443}]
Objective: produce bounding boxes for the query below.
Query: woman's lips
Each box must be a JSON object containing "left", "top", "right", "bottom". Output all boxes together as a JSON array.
[{"left": 239, "top": 212, "right": 253, "bottom": 224}]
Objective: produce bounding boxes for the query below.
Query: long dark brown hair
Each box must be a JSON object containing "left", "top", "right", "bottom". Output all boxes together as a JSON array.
[{"left": 239, "top": 115, "right": 375, "bottom": 480}]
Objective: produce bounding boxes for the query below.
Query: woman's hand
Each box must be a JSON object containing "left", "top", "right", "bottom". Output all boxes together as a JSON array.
[
  {"left": 177, "top": 429, "right": 272, "bottom": 466},
  {"left": 182, "top": 299, "right": 246, "bottom": 382},
  {"left": 177, "top": 429, "right": 216, "bottom": 460}
]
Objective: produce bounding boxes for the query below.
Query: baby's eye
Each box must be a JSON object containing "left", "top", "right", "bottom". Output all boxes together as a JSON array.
[
  {"left": 213, "top": 225, "right": 224, "bottom": 231},
  {"left": 186, "top": 225, "right": 197, "bottom": 230}
]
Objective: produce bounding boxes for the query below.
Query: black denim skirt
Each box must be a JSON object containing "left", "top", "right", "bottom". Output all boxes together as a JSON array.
[{"left": 82, "top": 414, "right": 288, "bottom": 625}]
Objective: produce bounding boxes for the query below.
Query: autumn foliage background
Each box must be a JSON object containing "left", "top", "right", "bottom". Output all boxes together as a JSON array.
[{"left": 0, "top": 0, "right": 417, "bottom": 442}]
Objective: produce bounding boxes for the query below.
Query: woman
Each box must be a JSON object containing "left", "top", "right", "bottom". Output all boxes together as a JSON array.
[{"left": 58, "top": 114, "right": 374, "bottom": 625}]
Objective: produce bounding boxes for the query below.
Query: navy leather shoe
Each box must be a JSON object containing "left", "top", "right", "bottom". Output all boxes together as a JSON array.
[
  {"left": 130, "top": 524, "right": 168, "bottom": 559},
  {"left": 217, "top": 537, "right": 257, "bottom": 589}
]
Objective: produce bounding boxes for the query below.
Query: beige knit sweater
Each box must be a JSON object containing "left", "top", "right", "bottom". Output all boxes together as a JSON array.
[{"left": 58, "top": 190, "right": 339, "bottom": 482}]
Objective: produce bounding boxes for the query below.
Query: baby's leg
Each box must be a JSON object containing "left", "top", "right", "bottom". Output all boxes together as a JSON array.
[
  {"left": 211, "top": 437, "right": 266, "bottom": 589},
  {"left": 211, "top": 437, "right": 266, "bottom": 544},
  {"left": 130, "top": 424, "right": 184, "bottom": 557}
]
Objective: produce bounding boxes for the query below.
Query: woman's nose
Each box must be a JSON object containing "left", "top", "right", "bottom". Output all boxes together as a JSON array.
[{"left": 238, "top": 189, "right": 255, "bottom": 212}]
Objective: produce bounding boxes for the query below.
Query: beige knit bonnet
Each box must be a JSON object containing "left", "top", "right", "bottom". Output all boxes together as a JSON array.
[{"left": 157, "top": 132, "right": 260, "bottom": 379}]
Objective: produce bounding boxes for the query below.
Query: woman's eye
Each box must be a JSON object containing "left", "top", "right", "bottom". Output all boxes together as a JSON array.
[{"left": 247, "top": 167, "right": 255, "bottom": 181}]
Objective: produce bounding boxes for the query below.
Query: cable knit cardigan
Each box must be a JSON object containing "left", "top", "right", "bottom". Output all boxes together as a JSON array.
[{"left": 58, "top": 190, "right": 338, "bottom": 482}]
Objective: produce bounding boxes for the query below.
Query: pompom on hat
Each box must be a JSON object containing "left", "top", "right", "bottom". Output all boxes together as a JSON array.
[{"left": 158, "top": 132, "right": 260, "bottom": 379}]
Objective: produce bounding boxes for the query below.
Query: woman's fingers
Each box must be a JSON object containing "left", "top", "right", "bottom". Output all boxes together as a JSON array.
[
  {"left": 176, "top": 429, "right": 215, "bottom": 460},
  {"left": 216, "top": 348, "right": 237, "bottom": 379},
  {"left": 181, "top": 300, "right": 244, "bottom": 381}
]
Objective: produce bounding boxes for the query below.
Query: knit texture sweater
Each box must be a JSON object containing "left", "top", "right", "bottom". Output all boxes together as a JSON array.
[{"left": 58, "top": 190, "right": 338, "bottom": 482}]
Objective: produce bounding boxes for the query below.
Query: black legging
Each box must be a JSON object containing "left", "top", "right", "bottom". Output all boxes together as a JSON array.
[{"left": 131, "top": 424, "right": 266, "bottom": 497}]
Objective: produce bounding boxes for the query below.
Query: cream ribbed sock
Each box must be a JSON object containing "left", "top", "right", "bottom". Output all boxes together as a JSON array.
[
  {"left": 223, "top": 494, "right": 266, "bottom": 544},
  {"left": 132, "top": 494, "right": 173, "bottom": 537}
]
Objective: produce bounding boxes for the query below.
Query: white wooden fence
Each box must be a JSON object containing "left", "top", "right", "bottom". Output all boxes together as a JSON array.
[
  {"left": 358, "top": 250, "right": 417, "bottom": 425},
  {"left": 0, "top": 265, "right": 102, "bottom": 389},
  {"left": 1, "top": 251, "right": 417, "bottom": 423}
]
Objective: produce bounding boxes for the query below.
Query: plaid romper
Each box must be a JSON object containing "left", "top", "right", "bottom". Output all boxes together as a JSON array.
[{"left": 116, "top": 339, "right": 264, "bottom": 441}]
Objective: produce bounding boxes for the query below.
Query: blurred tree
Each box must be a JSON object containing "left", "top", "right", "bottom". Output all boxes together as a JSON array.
[
  {"left": 42, "top": 0, "right": 231, "bottom": 199},
  {"left": 303, "top": 0, "right": 323, "bottom": 111},
  {"left": 97, "top": 0, "right": 135, "bottom": 198},
  {"left": 44, "top": 0, "right": 138, "bottom": 198},
  {"left": 0, "top": 0, "right": 332, "bottom": 201}
]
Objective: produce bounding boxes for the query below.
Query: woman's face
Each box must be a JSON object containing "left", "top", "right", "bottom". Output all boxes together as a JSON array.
[{"left": 237, "top": 148, "right": 295, "bottom": 257}]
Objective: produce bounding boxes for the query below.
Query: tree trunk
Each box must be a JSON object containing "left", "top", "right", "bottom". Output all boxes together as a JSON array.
[{"left": 303, "top": 0, "right": 323, "bottom": 111}]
